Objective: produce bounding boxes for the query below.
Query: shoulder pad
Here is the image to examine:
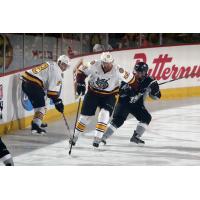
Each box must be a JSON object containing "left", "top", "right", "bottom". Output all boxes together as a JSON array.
[
  {"left": 46, "top": 61, "right": 54, "bottom": 66},
  {"left": 81, "top": 65, "right": 88, "bottom": 71},
  {"left": 146, "top": 75, "right": 155, "bottom": 82}
]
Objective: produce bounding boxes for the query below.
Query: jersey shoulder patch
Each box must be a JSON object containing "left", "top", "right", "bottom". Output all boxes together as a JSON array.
[
  {"left": 56, "top": 80, "right": 62, "bottom": 86},
  {"left": 119, "top": 67, "right": 125, "bottom": 73},
  {"left": 90, "top": 60, "right": 96, "bottom": 65}
]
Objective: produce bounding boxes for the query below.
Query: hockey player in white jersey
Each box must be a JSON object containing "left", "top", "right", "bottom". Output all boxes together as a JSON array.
[
  {"left": 70, "top": 52, "right": 135, "bottom": 147},
  {"left": 22, "top": 55, "right": 70, "bottom": 135}
]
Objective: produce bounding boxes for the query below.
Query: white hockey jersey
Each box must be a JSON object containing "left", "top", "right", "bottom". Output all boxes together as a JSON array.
[
  {"left": 79, "top": 60, "right": 135, "bottom": 95},
  {"left": 22, "top": 61, "right": 63, "bottom": 98}
]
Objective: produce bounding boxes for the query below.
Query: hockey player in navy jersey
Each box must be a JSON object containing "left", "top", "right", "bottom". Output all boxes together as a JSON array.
[{"left": 95, "top": 62, "right": 161, "bottom": 147}]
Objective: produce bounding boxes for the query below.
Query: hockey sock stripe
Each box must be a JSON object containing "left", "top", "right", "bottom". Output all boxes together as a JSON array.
[
  {"left": 76, "top": 121, "right": 86, "bottom": 129},
  {"left": 76, "top": 122, "right": 86, "bottom": 132},
  {"left": 34, "top": 111, "right": 44, "bottom": 120},
  {"left": 96, "top": 123, "right": 107, "bottom": 129},
  {"left": 97, "top": 122, "right": 107, "bottom": 127},
  {"left": 78, "top": 121, "right": 86, "bottom": 128},
  {"left": 75, "top": 127, "right": 84, "bottom": 132},
  {"left": 96, "top": 123, "right": 107, "bottom": 132},
  {"left": 95, "top": 128, "right": 105, "bottom": 133}
]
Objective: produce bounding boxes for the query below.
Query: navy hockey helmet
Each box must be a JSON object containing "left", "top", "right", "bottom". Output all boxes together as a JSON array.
[{"left": 134, "top": 62, "right": 148, "bottom": 73}]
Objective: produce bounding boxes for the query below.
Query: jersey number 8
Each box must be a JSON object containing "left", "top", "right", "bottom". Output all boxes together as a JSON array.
[{"left": 32, "top": 63, "right": 49, "bottom": 74}]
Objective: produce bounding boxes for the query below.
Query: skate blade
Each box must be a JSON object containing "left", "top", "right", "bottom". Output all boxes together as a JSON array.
[
  {"left": 31, "top": 131, "right": 47, "bottom": 136},
  {"left": 129, "top": 142, "right": 145, "bottom": 147}
]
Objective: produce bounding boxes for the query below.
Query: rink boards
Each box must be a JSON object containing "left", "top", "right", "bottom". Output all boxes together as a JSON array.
[{"left": 0, "top": 44, "right": 200, "bottom": 135}]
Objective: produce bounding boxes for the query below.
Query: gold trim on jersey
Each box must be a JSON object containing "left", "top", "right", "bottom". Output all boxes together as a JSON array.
[
  {"left": 88, "top": 85, "right": 119, "bottom": 95},
  {"left": 22, "top": 71, "right": 44, "bottom": 88},
  {"left": 128, "top": 76, "right": 135, "bottom": 85}
]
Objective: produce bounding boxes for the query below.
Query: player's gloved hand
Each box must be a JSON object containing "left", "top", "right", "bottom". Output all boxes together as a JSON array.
[
  {"left": 119, "top": 81, "right": 132, "bottom": 98},
  {"left": 150, "top": 81, "right": 160, "bottom": 96},
  {"left": 76, "top": 82, "right": 86, "bottom": 96},
  {"left": 53, "top": 98, "right": 64, "bottom": 113}
]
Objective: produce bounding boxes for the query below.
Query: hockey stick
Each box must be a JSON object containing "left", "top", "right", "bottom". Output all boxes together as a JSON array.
[
  {"left": 62, "top": 112, "right": 71, "bottom": 136},
  {"left": 159, "top": 72, "right": 196, "bottom": 86},
  {"left": 130, "top": 73, "right": 195, "bottom": 103},
  {"left": 159, "top": 77, "right": 186, "bottom": 85},
  {"left": 69, "top": 96, "right": 82, "bottom": 155}
]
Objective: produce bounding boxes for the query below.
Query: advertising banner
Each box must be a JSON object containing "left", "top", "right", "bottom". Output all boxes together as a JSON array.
[{"left": 1, "top": 44, "right": 200, "bottom": 126}]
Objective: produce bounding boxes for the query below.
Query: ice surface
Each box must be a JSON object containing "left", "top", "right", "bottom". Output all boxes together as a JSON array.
[{"left": 2, "top": 104, "right": 200, "bottom": 166}]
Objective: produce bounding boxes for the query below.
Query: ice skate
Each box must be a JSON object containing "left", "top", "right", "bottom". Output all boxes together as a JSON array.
[
  {"left": 41, "top": 122, "right": 48, "bottom": 128},
  {"left": 31, "top": 121, "right": 46, "bottom": 135},
  {"left": 130, "top": 131, "right": 145, "bottom": 144},
  {"left": 92, "top": 137, "right": 102, "bottom": 148},
  {"left": 101, "top": 138, "right": 107, "bottom": 145}
]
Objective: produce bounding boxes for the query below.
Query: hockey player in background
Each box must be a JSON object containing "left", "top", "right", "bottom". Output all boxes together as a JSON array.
[
  {"left": 0, "top": 137, "right": 14, "bottom": 166},
  {"left": 70, "top": 52, "right": 135, "bottom": 147},
  {"left": 95, "top": 62, "right": 161, "bottom": 147},
  {"left": 22, "top": 55, "right": 71, "bottom": 135}
]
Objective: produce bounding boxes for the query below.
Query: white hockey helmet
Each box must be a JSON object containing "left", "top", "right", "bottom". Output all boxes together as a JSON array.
[
  {"left": 57, "top": 55, "right": 70, "bottom": 66},
  {"left": 100, "top": 52, "right": 114, "bottom": 63}
]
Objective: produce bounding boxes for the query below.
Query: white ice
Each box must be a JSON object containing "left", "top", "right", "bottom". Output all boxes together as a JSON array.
[{"left": 5, "top": 104, "right": 199, "bottom": 166}]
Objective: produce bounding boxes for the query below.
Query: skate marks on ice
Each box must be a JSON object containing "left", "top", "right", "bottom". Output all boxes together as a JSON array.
[{"left": 3, "top": 104, "right": 200, "bottom": 166}]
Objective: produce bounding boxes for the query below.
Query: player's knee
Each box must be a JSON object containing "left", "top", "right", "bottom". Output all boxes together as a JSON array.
[
  {"left": 111, "top": 117, "right": 125, "bottom": 128},
  {"left": 98, "top": 109, "right": 110, "bottom": 123},
  {"left": 34, "top": 107, "right": 46, "bottom": 115},
  {"left": 142, "top": 114, "right": 152, "bottom": 125},
  {"left": 103, "top": 104, "right": 114, "bottom": 116},
  {"left": 0, "top": 149, "right": 10, "bottom": 159},
  {"left": 79, "top": 115, "right": 92, "bottom": 125}
]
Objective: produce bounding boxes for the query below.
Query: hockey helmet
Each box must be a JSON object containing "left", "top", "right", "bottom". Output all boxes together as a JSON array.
[
  {"left": 134, "top": 62, "right": 148, "bottom": 73},
  {"left": 57, "top": 55, "right": 70, "bottom": 66},
  {"left": 100, "top": 52, "right": 114, "bottom": 63}
]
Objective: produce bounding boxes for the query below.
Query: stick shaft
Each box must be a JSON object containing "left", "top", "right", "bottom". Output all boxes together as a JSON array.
[
  {"left": 69, "top": 97, "right": 82, "bottom": 155},
  {"left": 159, "top": 73, "right": 195, "bottom": 86},
  {"left": 62, "top": 113, "right": 70, "bottom": 132}
]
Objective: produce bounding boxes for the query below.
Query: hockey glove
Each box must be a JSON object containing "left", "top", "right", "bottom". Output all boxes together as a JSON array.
[
  {"left": 119, "top": 81, "right": 132, "bottom": 98},
  {"left": 76, "top": 82, "right": 86, "bottom": 96},
  {"left": 150, "top": 81, "right": 159, "bottom": 92},
  {"left": 53, "top": 98, "right": 64, "bottom": 113},
  {"left": 150, "top": 81, "right": 161, "bottom": 98}
]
